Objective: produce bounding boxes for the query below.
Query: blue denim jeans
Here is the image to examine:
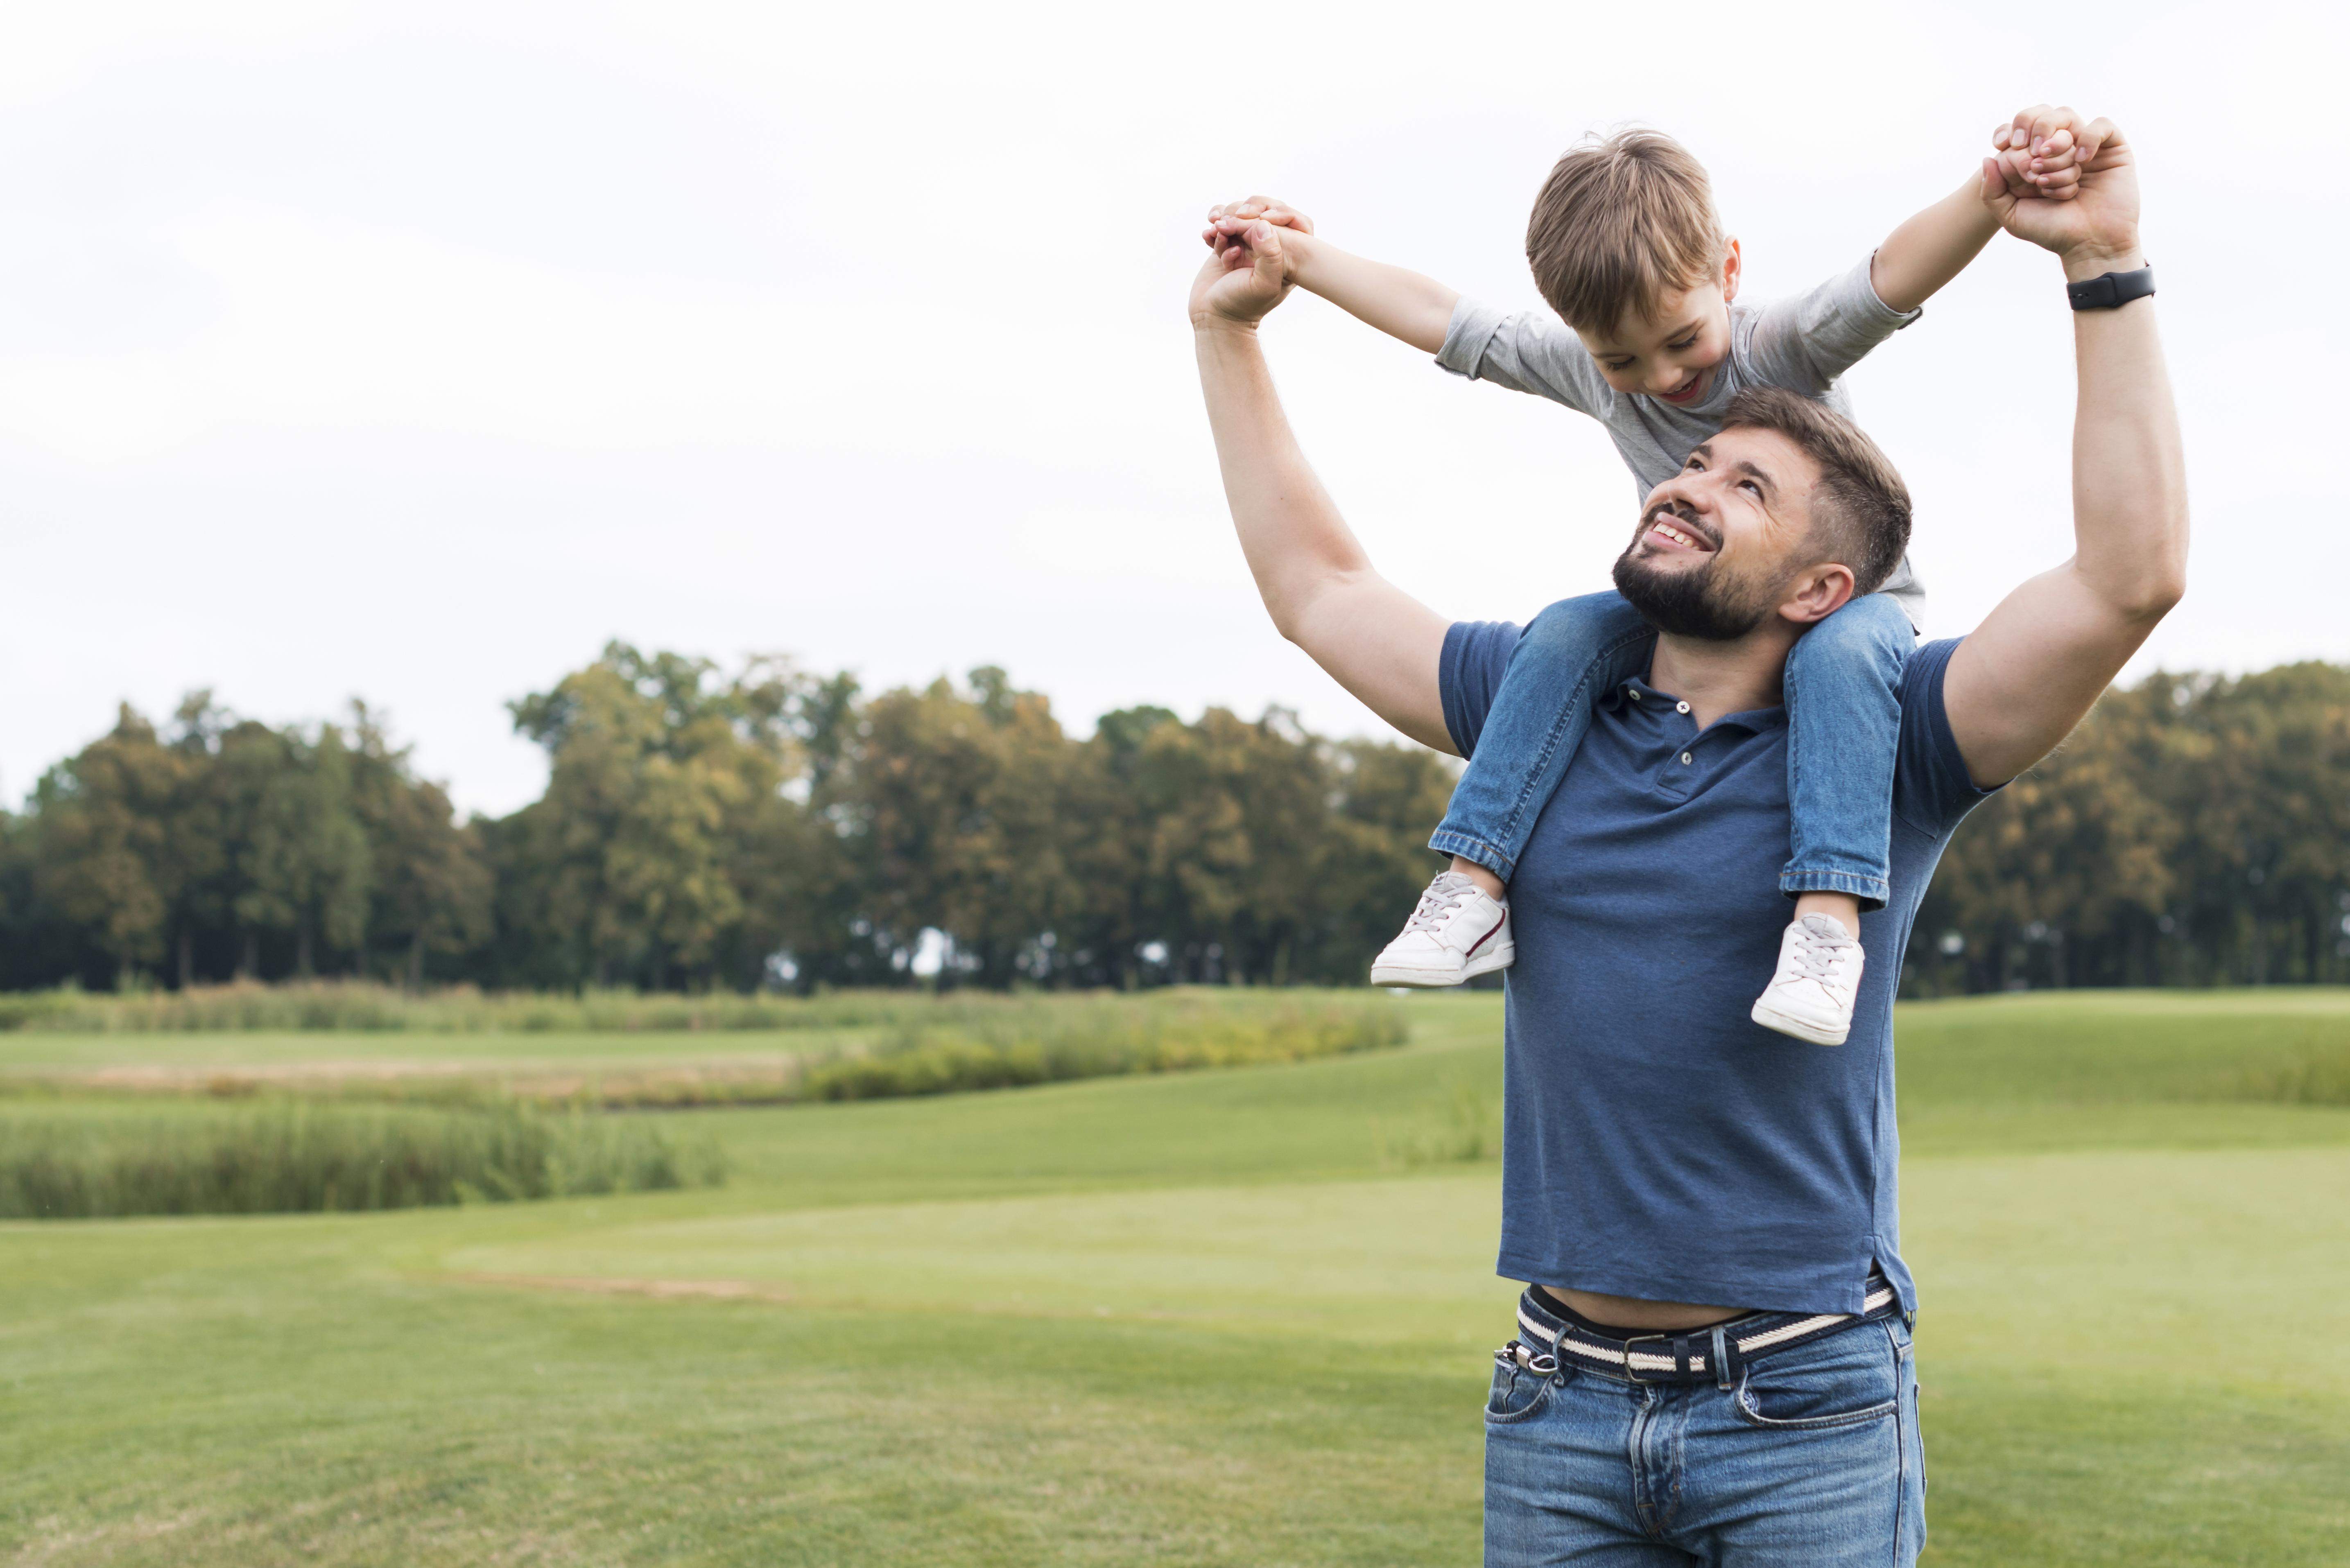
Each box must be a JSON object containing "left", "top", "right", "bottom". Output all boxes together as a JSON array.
[
  {"left": 1484, "top": 1314, "right": 1925, "bottom": 1566},
  {"left": 1428, "top": 590, "right": 1913, "bottom": 909}
]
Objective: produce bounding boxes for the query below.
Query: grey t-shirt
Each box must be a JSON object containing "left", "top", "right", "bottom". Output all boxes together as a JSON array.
[{"left": 1436, "top": 254, "right": 1924, "bottom": 619}]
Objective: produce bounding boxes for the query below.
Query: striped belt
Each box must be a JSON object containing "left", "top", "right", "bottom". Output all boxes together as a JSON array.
[{"left": 1506, "top": 1277, "right": 1902, "bottom": 1386}]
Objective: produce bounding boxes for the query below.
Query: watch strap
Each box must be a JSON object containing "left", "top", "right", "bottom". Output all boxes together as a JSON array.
[{"left": 2067, "top": 264, "right": 2155, "bottom": 311}]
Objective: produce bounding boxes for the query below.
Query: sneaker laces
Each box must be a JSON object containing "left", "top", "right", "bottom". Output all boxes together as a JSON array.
[
  {"left": 1785, "top": 916, "right": 1857, "bottom": 986},
  {"left": 1404, "top": 872, "right": 1483, "bottom": 935}
]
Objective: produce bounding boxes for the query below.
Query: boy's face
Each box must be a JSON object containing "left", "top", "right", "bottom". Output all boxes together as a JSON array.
[{"left": 1574, "top": 239, "right": 1741, "bottom": 406}]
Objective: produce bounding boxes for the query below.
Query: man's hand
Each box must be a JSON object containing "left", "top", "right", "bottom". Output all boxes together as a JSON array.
[
  {"left": 1980, "top": 108, "right": 2141, "bottom": 275},
  {"left": 1189, "top": 218, "right": 1298, "bottom": 330}
]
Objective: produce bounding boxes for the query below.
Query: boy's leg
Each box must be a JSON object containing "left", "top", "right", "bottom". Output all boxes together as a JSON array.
[
  {"left": 1427, "top": 591, "right": 1657, "bottom": 881},
  {"left": 1374, "top": 593, "right": 1652, "bottom": 989},
  {"left": 1781, "top": 592, "right": 1913, "bottom": 909},
  {"left": 1751, "top": 593, "right": 1914, "bottom": 1045}
]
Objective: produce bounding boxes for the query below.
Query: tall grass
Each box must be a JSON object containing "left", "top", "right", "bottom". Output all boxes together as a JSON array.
[
  {"left": 2230, "top": 1045, "right": 2350, "bottom": 1107},
  {"left": 0, "top": 1102, "right": 726, "bottom": 1220},
  {"left": 801, "top": 992, "right": 1407, "bottom": 1102}
]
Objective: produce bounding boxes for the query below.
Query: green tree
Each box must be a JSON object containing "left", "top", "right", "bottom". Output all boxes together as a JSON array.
[
  {"left": 30, "top": 707, "right": 192, "bottom": 987},
  {"left": 347, "top": 703, "right": 493, "bottom": 986},
  {"left": 845, "top": 668, "right": 1077, "bottom": 986},
  {"left": 501, "top": 644, "right": 805, "bottom": 988}
]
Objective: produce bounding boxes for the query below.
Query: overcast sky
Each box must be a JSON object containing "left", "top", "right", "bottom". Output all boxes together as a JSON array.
[{"left": 2, "top": 0, "right": 2338, "bottom": 816}]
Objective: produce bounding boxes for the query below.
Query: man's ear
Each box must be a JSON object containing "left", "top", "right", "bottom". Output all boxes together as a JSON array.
[
  {"left": 1718, "top": 238, "right": 1743, "bottom": 305},
  {"left": 1777, "top": 560, "right": 1856, "bottom": 626}
]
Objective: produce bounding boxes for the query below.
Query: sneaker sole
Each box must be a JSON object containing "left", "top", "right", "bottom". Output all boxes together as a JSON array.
[
  {"left": 1372, "top": 942, "right": 1515, "bottom": 989},
  {"left": 1749, "top": 997, "right": 1850, "bottom": 1046}
]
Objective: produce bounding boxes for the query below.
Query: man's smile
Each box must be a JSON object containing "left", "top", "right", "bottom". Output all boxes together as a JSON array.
[{"left": 1641, "top": 506, "right": 1717, "bottom": 555}]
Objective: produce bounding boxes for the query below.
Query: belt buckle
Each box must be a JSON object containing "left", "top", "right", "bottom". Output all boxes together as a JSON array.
[{"left": 1620, "top": 1333, "right": 1676, "bottom": 1383}]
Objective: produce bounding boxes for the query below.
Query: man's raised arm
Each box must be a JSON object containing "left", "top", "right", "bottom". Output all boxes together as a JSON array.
[
  {"left": 1943, "top": 113, "right": 2187, "bottom": 787},
  {"left": 1190, "top": 221, "right": 1457, "bottom": 753}
]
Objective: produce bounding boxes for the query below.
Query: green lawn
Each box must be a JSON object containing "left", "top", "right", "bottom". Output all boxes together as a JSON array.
[{"left": 4, "top": 990, "right": 2348, "bottom": 1565}]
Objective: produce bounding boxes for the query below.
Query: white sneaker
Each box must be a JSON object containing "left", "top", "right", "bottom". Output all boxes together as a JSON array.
[
  {"left": 1370, "top": 871, "right": 1514, "bottom": 988},
  {"left": 1750, "top": 914, "right": 1866, "bottom": 1046}
]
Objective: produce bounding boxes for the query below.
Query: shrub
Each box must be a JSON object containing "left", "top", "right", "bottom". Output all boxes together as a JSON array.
[
  {"left": 799, "top": 993, "right": 1407, "bottom": 1102},
  {"left": 0, "top": 1102, "right": 726, "bottom": 1220}
]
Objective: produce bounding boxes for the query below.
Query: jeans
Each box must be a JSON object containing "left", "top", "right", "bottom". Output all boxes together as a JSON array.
[
  {"left": 1484, "top": 1314, "right": 1925, "bottom": 1566},
  {"left": 1428, "top": 590, "right": 1913, "bottom": 909}
]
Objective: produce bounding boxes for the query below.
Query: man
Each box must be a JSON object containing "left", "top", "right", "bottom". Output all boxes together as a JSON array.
[{"left": 1188, "top": 109, "right": 2181, "bottom": 1565}]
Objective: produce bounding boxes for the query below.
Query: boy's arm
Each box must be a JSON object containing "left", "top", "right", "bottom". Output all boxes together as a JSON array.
[
  {"left": 1206, "top": 199, "right": 1455, "bottom": 354},
  {"left": 1868, "top": 177, "right": 2003, "bottom": 315},
  {"left": 1205, "top": 198, "right": 1605, "bottom": 414},
  {"left": 1873, "top": 106, "right": 2103, "bottom": 312},
  {"left": 1748, "top": 109, "right": 2097, "bottom": 390}
]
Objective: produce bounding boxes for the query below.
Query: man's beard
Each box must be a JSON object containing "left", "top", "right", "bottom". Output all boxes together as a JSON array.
[{"left": 1610, "top": 528, "right": 1776, "bottom": 642}]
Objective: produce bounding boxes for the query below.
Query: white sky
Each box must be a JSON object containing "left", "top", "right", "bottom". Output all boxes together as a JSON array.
[{"left": 1, "top": 0, "right": 2340, "bottom": 816}]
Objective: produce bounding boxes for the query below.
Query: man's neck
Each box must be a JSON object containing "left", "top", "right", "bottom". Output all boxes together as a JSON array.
[{"left": 1646, "top": 626, "right": 1796, "bottom": 728}]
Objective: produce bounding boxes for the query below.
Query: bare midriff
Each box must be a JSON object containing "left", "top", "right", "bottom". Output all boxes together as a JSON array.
[{"left": 1543, "top": 1285, "right": 1747, "bottom": 1333}]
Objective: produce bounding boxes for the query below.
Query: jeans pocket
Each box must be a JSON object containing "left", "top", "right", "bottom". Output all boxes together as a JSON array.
[
  {"left": 1730, "top": 1325, "right": 1902, "bottom": 1431},
  {"left": 1485, "top": 1347, "right": 1558, "bottom": 1425}
]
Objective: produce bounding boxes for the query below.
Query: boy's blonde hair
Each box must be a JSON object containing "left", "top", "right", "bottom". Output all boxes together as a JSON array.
[{"left": 1525, "top": 128, "right": 1726, "bottom": 332}]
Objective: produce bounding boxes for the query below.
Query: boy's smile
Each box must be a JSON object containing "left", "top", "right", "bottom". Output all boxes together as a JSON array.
[{"left": 1654, "top": 366, "right": 1712, "bottom": 405}]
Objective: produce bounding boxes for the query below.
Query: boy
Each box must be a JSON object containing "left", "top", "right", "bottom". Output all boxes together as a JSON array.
[{"left": 1205, "top": 118, "right": 2087, "bottom": 1044}]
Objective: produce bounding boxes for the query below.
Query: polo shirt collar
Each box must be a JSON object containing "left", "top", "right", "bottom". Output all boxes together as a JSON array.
[{"left": 1601, "top": 672, "right": 1790, "bottom": 734}]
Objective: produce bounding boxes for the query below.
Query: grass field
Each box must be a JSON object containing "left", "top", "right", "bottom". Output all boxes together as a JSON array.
[{"left": 3, "top": 989, "right": 2348, "bottom": 1565}]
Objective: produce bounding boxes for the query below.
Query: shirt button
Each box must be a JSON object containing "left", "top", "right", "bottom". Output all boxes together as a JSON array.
[
  {"left": 1680, "top": 751, "right": 1693, "bottom": 765},
  {"left": 1676, "top": 700, "right": 1691, "bottom": 714},
  {"left": 1629, "top": 689, "right": 1642, "bottom": 701}
]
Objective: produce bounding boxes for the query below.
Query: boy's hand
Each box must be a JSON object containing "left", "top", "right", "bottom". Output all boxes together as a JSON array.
[
  {"left": 1979, "top": 113, "right": 2140, "bottom": 274},
  {"left": 1987, "top": 104, "right": 2108, "bottom": 202},
  {"left": 1204, "top": 197, "right": 1314, "bottom": 256}
]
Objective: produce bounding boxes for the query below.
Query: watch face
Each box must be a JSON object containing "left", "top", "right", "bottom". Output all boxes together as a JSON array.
[{"left": 2070, "top": 268, "right": 2151, "bottom": 310}]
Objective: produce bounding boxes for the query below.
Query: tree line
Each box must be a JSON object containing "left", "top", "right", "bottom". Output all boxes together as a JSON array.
[
  {"left": 4, "top": 646, "right": 2345, "bottom": 995},
  {"left": 0, "top": 646, "right": 1450, "bottom": 993}
]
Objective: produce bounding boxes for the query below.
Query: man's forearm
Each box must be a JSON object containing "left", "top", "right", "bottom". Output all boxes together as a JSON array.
[
  {"left": 1194, "top": 320, "right": 1370, "bottom": 637},
  {"left": 1286, "top": 233, "right": 1461, "bottom": 356},
  {"left": 1941, "top": 247, "right": 2185, "bottom": 786},
  {"left": 1869, "top": 177, "right": 2002, "bottom": 314},
  {"left": 1191, "top": 314, "right": 1455, "bottom": 752},
  {"left": 2064, "top": 244, "right": 2187, "bottom": 618}
]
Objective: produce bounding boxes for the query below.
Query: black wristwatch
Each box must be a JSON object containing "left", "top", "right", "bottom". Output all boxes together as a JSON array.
[{"left": 2066, "top": 264, "right": 2155, "bottom": 311}]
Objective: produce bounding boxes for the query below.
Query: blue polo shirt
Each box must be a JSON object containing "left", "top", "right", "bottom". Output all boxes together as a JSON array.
[{"left": 1440, "top": 626, "right": 1996, "bottom": 1315}]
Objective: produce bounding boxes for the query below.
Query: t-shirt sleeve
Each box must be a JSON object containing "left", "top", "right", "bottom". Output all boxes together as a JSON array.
[
  {"left": 1440, "top": 619, "right": 1526, "bottom": 759},
  {"left": 1892, "top": 637, "right": 2002, "bottom": 837},
  {"left": 1435, "top": 296, "right": 1610, "bottom": 416},
  {"left": 1740, "top": 255, "right": 1921, "bottom": 395}
]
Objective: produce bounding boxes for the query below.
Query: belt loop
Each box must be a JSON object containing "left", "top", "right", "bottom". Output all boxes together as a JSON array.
[{"left": 1710, "top": 1325, "right": 1732, "bottom": 1391}]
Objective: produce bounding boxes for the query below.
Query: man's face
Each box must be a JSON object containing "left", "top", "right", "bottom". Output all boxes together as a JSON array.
[
  {"left": 1611, "top": 425, "right": 1824, "bottom": 641},
  {"left": 1573, "top": 241, "right": 1739, "bottom": 405}
]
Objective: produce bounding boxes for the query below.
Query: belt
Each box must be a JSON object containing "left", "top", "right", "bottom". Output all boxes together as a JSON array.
[{"left": 1506, "top": 1276, "right": 1902, "bottom": 1386}]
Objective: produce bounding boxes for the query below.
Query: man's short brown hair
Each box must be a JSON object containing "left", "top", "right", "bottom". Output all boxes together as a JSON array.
[
  {"left": 1525, "top": 128, "right": 1725, "bottom": 332},
  {"left": 1719, "top": 386, "right": 1912, "bottom": 596}
]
